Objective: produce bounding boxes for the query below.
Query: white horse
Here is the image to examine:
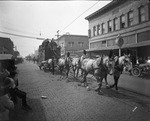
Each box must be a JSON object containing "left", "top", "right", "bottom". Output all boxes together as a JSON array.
[
  {"left": 44, "top": 59, "right": 53, "bottom": 72},
  {"left": 57, "top": 58, "right": 65, "bottom": 73},
  {"left": 71, "top": 57, "right": 80, "bottom": 77},
  {"left": 80, "top": 56, "right": 114, "bottom": 95}
]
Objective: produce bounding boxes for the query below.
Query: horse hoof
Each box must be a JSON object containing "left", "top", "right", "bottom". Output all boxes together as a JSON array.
[
  {"left": 86, "top": 86, "right": 90, "bottom": 91},
  {"left": 80, "top": 83, "right": 85, "bottom": 87},
  {"left": 106, "top": 85, "right": 110, "bottom": 89},
  {"left": 95, "top": 89, "right": 98, "bottom": 92},
  {"left": 78, "top": 84, "right": 81, "bottom": 86},
  {"left": 109, "top": 85, "right": 113, "bottom": 89},
  {"left": 98, "top": 91, "right": 103, "bottom": 95}
]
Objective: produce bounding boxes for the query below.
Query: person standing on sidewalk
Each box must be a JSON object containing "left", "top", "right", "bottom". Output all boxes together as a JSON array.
[
  {"left": 0, "top": 77, "right": 14, "bottom": 121},
  {"left": 51, "top": 57, "right": 55, "bottom": 75},
  {"left": 7, "top": 71, "right": 32, "bottom": 111},
  {"left": 81, "top": 50, "right": 88, "bottom": 61}
]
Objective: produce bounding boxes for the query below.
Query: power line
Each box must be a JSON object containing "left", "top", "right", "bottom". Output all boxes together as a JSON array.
[
  {"left": 0, "top": 25, "right": 38, "bottom": 37},
  {"left": 0, "top": 31, "right": 45, "bottom": 40},
  {"left": 1, "top": 19, "right": 40, "bottom": 35},
  {"left": 59, "top": 0, "right": 100, "bottom": 33}
]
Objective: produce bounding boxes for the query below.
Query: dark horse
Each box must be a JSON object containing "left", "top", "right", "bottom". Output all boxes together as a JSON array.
[
  {"left": 80, "top": 55, "right": 114, "bottom": 95},
  {"left": 109, "top": 54, "right": 132, "bottom": 90}
]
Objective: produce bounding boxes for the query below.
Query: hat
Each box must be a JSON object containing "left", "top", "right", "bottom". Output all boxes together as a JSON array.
[
  {"left": 2, "top": 77, "right": 15, "bottom": 88},
  {"left": 83, "top": 50, "right": 86, "bottom": 55},
  {"left": 67, "top": 52, "right": 70, "bottom": 57},
  {"left": 9, "top": 71, "right": 17, "bottom": 78},
  {"left": 95, "top": 55, "right": 100, "bottom": 58}
]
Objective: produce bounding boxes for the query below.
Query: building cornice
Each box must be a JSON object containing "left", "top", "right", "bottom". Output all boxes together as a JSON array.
[
  {"left": 56, "top": 34, "right": 88, "bottom": 41},
  {"left": 85, "top": 0, "right": 127, "bottom": 21}
]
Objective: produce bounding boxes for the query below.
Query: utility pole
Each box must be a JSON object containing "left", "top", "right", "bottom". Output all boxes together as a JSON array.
[{"left": 56, "top": 30, "right": 60, "bottom": 38}]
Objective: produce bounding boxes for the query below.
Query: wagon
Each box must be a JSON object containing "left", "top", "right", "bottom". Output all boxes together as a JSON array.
[
  {"left": 131, "top": 63, "right": 150, "bottom": 78},
  {"left": 37, "top": 39, "right": 61, "bottom": 72}
]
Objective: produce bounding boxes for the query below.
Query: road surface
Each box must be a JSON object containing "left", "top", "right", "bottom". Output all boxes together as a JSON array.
[{"left": 10, "top": 61, "right": 150, "bottom": 121}]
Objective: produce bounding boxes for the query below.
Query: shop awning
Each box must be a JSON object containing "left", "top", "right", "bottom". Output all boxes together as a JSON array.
[
  {"left": 86, "top": 41, "right": 150, "bottom": 52},
  {"left": 0, "top": 54, "right": 13, "bottom": 60},
  {"left": 122, "top": 41, "right": 150, "bottom": 48},
  {"left": 86, "top": 45, "right": 118, "bottom": 52}
]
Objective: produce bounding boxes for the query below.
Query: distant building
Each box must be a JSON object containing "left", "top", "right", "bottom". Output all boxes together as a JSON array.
[
  {"left": 85, "top": 0, "right": 150, "bottom": 64},
  {"left": 0, "top": 37, "right": 14, "bottom": 54},
  {"left": 56, "top": 34, "right": 89, "bottom": 57},
  {"left": 13, "top": 51, "right": 20, "bottom": 58}
]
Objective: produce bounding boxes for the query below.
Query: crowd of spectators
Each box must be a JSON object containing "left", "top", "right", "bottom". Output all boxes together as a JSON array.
[
  {"left": 0, "top": 59, "right": 31, "bottom": 121},
  {"left": 136, "top": 56, "right": 150, "bottom": 65}
]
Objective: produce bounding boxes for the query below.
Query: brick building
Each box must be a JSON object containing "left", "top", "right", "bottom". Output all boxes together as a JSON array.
[
  {"left": 0, "top": 37, "right": 14, "bottom": 54},
  {"left": 85, "top": 0, "right": 150, "bottom": 65},
  {"left": 56, "top": 34, "right": 88, "bottom": 57}
]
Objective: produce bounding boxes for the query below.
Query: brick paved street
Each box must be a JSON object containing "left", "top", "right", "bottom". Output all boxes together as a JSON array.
[{"left": 10, "top": 61, "right": 150, "bottom": 121}]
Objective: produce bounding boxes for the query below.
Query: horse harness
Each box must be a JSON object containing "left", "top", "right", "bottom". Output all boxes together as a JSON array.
[{"left": 89, "top": 58, "right": 108, "bottom": 75}]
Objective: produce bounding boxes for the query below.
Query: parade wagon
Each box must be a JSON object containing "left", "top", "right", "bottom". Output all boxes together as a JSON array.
[{"left": 37, "top": 39, "right": 61, "bottom": 72}]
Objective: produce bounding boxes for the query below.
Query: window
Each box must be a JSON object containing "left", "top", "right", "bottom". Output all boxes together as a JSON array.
[
  {"left": 128, "top": 11, "right": 133, "bottom": 26},
  {"left": 114, "top": 18, "right": 118, "bottom": 31},
  {"left": 90, "top": 43, "right": 94, "bottom": 48},
  {"left": 88, "top": 29, "right": 91, "bottom": 38},
  {"left": 148, "top": 2, "right": 150, "bottom": 20},
  {"left": 139, "top": 6, "right": 146, "bottom": 23},
  {"left": 68, "top": 42, "right": 74, "bottom": 47},
  {"left": 102, "top": 23, "right": 105, "bottom": 34},
  {"left": 102, "top": 40, "right": 106, "bottom": 47},
  {"left": 61, "top": 42, "right": 64, "bottom": 47},
  {"left": 78, "top": 42, "right": 84, "bottom": 47},
  {"left": 97, "top": 24, "right": 100, "bottom": 35},
  {"left": 120, "top": 15, "right": 125, "bottom": 29},
  {"left": 93, "top": 26, "right": 96, "bottom": 36},
  {"left": 108, "top": 20, "right": 112, "bottom": 32}
]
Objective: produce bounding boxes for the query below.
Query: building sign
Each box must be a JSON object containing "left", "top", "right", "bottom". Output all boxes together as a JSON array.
[{"left": 115, "top": 35, "right": 124, "bottom": 47}]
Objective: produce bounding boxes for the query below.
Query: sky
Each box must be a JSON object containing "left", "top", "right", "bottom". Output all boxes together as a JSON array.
[{"left": 0, "top": 1, "right": 111, "bottom": 57}]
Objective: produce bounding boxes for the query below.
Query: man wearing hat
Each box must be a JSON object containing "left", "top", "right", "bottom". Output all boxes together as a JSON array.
[
  {"left": 0, "top": 77, "right": 14, "bottom": 121},
  {"left": 7, "top": 71, "right": 32, "bottom": 111},
  {"left": 65, "top": 52, "right": 72, "bottom": 81},
  {"left": 147, "top": 56, "right": 150, "bottom": 63},
  {"left": 81, "top": 50, "right": 88, "bottom": 61}
]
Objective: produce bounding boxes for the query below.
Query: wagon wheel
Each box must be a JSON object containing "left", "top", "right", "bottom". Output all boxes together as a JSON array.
[{"left": 131, "top": 67, "right": 141, "bottom": 77}]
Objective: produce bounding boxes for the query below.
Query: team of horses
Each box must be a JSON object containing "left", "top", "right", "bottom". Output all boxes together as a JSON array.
[{"left": 39, "top": 54, "right": 132, "bottom": 95}]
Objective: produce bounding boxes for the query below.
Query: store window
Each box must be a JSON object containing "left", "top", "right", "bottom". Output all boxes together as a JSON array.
[
  {"left": 97, "top": 24, "right": 100, "bottom": 35},
  {"left": 114, "top": 18, "right": 118, "bottom": 31},
  {"left": 139, "top": 6, "right": 146, "bottom": 23},
  {"left": 88, "top": 29, "right": 91, "bottom": 38},
  {"left": 68, "top": 42, "right": 74, "bottom": 47},
  {"left": 61, "top": 42, "right": 64, "bottom": 47},
  {"left": 78, "top": 42, "right": 84, "bottom": 47},
  {"left": 128, "top": 11, "right": 134, "bottom": 26},
  {"left": 93, "top": 26, "right": 96, "bottom": 36},
  {"left": 120, "top": 15, "right": 125, "bottom": 29},
  {"left": 108, "top": 20, "right": 112, "bottom": 32},
  {"left": 102, "top": 23, "right": 105, "bottom": 34}
]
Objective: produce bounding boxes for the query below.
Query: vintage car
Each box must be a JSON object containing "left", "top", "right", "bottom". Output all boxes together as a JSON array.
[{"left": 131, "top": 63, "right": 150, "bottom": 78}]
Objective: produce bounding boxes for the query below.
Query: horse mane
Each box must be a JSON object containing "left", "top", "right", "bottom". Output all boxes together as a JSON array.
[{"left": 118, "top": 55, "right": 131, "bottom": 65}]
